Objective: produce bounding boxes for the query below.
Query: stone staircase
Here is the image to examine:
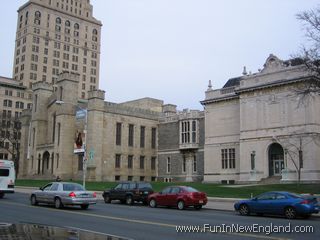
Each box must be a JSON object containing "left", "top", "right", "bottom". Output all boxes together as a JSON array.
[{"left": 259, "top": 176, "right": 281, "bottom": 184}]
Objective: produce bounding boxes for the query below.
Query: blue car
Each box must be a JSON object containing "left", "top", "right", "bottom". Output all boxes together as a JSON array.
[{"left": 234, "top": 191, "right": 319, "bottom": 219}]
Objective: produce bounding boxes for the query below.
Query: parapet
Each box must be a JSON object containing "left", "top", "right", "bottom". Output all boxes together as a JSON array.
[
  {"left": 32, "top": 81, "right": 53, "bottom": 92},
  {"left": 88, "top": 89, "right": 105, "bottom": 100},
  {"left": 57, "top": 72, "right": 80, "bottom": 84}
]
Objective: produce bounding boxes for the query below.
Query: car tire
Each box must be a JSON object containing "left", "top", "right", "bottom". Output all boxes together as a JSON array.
[
  {"left": 54, "top": 197, "right": 63, "bottom": 209},
  {"left": 126, "top": 195, "right": 133, "bottom": 205},
  {"left": 194, "top": 205, "right": 202, "bottom": 210},
  {"left": 149, "top": 199, "right": 157, "bottom": 208},
  {"left": 81, "top": 204, "right": 89, "bottom": 210},
  {"left": 239, "top": 204, "right": 250, "bottom": 216},
  {"left": 0, "top": 193, "right": 4, "bottom": 199},
  {"left": 104, "top": 195, "right": 111, "bottom": 203},
  {"left": 30, "top": 195, "right": 38, "bottom": 206},
  {"left": 177, "top": 200, "right": 185, "bottom": 210},
  {"left": 284, "top": 207, "right": 297, "bottom": 219}
]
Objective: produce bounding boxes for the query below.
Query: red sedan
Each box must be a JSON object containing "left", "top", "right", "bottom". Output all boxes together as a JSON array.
[{"left": 148, "top": 186, "right": 207, "bottom": 210}]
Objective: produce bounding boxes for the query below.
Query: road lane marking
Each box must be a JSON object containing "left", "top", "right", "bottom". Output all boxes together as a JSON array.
[{"left": 1, "top": 201, "right": 291, "bottom": 240}]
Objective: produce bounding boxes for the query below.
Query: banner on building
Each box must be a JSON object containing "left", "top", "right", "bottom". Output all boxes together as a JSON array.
[{"left": 74, "top": 109, "right": 87, "bottom": 154}]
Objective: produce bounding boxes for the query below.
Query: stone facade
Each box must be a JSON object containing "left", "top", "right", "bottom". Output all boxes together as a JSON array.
[
  {"left": 201, "top": 54, "right": 320, "bottom": 183},
  {"left": 12, "top": 0, "right": 102, "bottom": 100},
  {"left": 19, "top": 73, "right": 162, "bottom": 181},
  {"left": 158, "top": 106, "right": 205, "bottom": 182}
]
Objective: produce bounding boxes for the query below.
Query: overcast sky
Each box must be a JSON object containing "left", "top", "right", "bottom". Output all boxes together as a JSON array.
[{"left": 0, "top": 0, "right": 318, "bottom": 110}]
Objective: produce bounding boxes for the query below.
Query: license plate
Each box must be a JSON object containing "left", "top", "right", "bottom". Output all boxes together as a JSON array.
[{"left": 199, "top": 200, "right": 203, "bottom": 204}]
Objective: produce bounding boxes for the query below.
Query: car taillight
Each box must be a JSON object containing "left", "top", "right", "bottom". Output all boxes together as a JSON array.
[
  {"left": 93, "top": 192, "right": 96, "bottom": 198},
  {"left": 300, "top": 199, "right": 310, "bottom": 204},
  {"left": 69, "top": 192, "right": 76, "bottom": 198}
]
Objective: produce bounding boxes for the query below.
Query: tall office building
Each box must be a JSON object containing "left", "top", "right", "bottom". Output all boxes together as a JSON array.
[{"left": 12, "top": 0, "right": 102, "bottom": 99}]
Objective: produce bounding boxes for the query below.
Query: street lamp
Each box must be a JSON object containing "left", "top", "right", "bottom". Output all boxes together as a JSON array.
[{"left": 55, "top": 100, "right": 88, "bottom": 189}]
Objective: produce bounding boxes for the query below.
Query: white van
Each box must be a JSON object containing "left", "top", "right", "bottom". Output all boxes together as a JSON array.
[{"left": 0, "top": 160, "right": 15, "bottom": 198}]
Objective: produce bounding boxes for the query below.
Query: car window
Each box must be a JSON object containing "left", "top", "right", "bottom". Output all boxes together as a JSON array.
[
  {"left": 162, "top": 187, "right": 171, "bottom": 194},
  {"left": 114, "top": 184, "right": 122, "bottom": 190},
  {"left": 63, "top": 183, "right": 84, "bottom": 191},
  {"left": 183, "top": 187, "right": 198, "bottom": 193},
  {"left": 42, "top": 184, "right": 52, "bottom": 191},
  {"left": 122, "top": 183, "right": 129, "bottom": 190},
  {"left": 138, "top": 183, "right": 152, "bottom": 189},
  {"left": 50, "top": 183, "right": 59, "bottom": 191},
  {"left": 257, "top": 193, "right": 276, "bottom": 200},
  {"left": 276, "top": 194, "right": 287, "bottom": 200},
  {"left": 129, "top": 183, "right": 136, "bottom": 189},
  {"left": 287, "top": 193, "right": 302, "bottom": 199},
  {"left": 171, "top": 187, "right": 180, "bottom": 194}
]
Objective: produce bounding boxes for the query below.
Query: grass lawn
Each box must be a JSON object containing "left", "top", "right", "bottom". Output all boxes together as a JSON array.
[{"left": 15, "top": 179, "right": 320, "bottom": 198}]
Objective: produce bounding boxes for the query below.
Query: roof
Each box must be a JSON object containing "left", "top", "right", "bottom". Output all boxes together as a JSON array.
[{"left": 222, "top": 77, "right": 241, "bottom": 88}]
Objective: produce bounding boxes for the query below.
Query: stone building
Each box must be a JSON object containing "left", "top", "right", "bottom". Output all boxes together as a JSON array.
[
  {"left": 158, "top": 106, "right": 204, "bottom": 182},
  {"left": 0, "top": 76, "right": 32, "bottom": 161},
  {"left": 201, "top": 54, "right": 320, "bottom": 183},
  {"left": 19, "top": 73, "right": 162, "bottom": 181},
  {"left": 12, "top": 0, "right": 102, "bottom": 99}
]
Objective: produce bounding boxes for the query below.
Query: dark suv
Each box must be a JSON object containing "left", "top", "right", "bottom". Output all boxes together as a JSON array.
[{"left": 102, "top": 182, "right": 153, "bottom": 205}]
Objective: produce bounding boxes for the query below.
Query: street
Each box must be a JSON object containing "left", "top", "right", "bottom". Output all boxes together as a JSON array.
[{"left": 1, "top": 192, "right": 320, "bottom": 240}]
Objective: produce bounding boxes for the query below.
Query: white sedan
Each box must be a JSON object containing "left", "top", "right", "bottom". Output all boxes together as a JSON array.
[{"left": 30, "top": 182, "right": 96, "bottom": 210}]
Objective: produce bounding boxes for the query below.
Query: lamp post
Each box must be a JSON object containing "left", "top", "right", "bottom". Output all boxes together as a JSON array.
[{"left": 55, "top": 100, "right": 87, "bottom": 189}]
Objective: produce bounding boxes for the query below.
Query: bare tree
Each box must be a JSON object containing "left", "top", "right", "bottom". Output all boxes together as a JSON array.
[
  {"left": 0, "top": 114, "right": 21, "bottom": 176},
  {"left": 297, "top": 6, "right": 320, "bottom": 78}
]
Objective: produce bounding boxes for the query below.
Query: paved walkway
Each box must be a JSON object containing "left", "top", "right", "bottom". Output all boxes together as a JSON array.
[{"left": 14, "top": 187, "right": 320, "bottom": 217}]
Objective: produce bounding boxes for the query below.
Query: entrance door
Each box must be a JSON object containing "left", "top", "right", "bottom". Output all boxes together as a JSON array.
[
  {"left": 268, "top": 143, "right": 284, "bottom": 177},
  {"left": 273, "top": 160, "right": 284, "bottom": 176}
]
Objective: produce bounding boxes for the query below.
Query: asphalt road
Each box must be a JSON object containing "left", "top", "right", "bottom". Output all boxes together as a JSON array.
[{"left": 1, "top": 192, "right": 319, "bottom": 240}]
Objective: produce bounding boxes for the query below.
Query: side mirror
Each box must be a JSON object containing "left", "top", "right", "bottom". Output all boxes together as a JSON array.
[{"left": 39, "top": 187, "right": 44, "bottom": 191}]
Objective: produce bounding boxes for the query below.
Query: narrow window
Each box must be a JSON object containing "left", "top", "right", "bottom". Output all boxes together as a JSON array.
[
  {"left": 115, "top": 154, "right": 121, "bottom": 168},
  {"left": 151, "top": 127, "right": 156, "bottom": 149},
  {"left": 140, "top": 126, "right": 145, "bottom": 148},
  {"left": 116, "top": 122, "right": 121, "bottom": 145},
  {"left": 128, "top": 124, "right": 134, "bottom": 147}
]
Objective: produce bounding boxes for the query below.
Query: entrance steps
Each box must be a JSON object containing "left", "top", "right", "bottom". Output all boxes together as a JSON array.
[{"left": 259, "top": 176, "right": 281, "bottom": 184}]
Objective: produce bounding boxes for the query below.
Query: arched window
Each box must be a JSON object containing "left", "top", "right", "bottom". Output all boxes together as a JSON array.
[
  {"left": 65, "top": 20, "right": 70, "bottom": 27},
  {"left": 34, "top": 11, "right": 41, "bottom": 25},
  {"left": 56, "top": 17, "right": 61, "bottom": 24},
  {"left": 26, "top": 11, "right": 28, "bottom": 18},
  {"left": 35, "top": 11, "right": 41, "bottom": 18},
  {"left": 92, "top": 29, "right": 98, "bottom": 42},
  {"left": 74, "top": 23, "right": 79, "bottom": 30},
  {"left": 20, "top": 15, "right": 23, "bottom": 22}
]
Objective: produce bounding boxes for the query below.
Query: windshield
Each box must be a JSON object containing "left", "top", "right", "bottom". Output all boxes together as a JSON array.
[{"left": 63, "top": 183, "right": 85, "bottom": 191}]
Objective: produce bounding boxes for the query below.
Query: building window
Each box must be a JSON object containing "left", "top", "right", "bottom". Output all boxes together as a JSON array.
[
  {"left": 115, "top": 175, "right": 120, "bottom": 181},
  {"left": 140, "top": 126, "right": 145, "bottom": 148},
  {"left": 151, "top": 157, "right": 156, "bottom": 170},
  {"left": 116, "top": 122, "right": 122, "bottom": 146},
  {"left": 192, "top": 120, "right": 197, "bottom": 143},
  {"left": 128, "top": 155, "right": 133, "bottom": 169},
  {"left": 57, "top": 123, "right": 61, "bottom": 145},
  {"left": 140, "top": 156, "right": 145, "bottom": 169},
  {"left": 182, "top": 156, "right": 186, "bottom": 173},
  {"left": 128, "top": 124, "right": 134, "bottom": 147},
  {"left": 167, "top": 157, "right": 171, "bottom": 173},
  {"left": 128, "top": 176, "right": 133, "bottom": 181},
  {"left": 151, "top": 127, "right": 156, "bottom": 149},
  {"left": 193, "top": 155, "right": 197, "bottom": 172},
  {"left": 52, "top": 113, "right": 56, "bottom": 143},
  {"left": 115, "top": 154, "right": 121, "bottom": 168},
  {"left": 221, "top": 148, "right": 236, "bottom": 169}
]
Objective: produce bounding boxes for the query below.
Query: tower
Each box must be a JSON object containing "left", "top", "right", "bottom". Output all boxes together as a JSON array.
[{"left": 12, "top": 0, "right": 102, "bottom": 100}]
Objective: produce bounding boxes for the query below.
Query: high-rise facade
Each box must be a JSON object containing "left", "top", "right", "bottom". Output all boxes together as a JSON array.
[{"left": 12, "top": 0, "right": 102, "bottom": 99}]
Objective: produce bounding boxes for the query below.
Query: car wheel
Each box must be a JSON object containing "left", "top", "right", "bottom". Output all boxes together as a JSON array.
[
  {"left": 54, "top": 197, "right": 63, "bottom": 209},
  {"left": 30, "top": 195, "right": 38, "bottom": 206},
  {"left": 284, "top": 207, "right": 296, "bottom": 219},
  {"left": 0, "top": 193, "right": 4, "bottom": 199},
  {"left": 126, "top": 195, "right": 133, "bottom": 205},
  {"left": 149, "top": 199, "right": 157, "bottom": 208},
  {"left": 81, "top": 204, "right": 89, "bottom": 210},
  {"left": 177, "top": 200, "right": 185, "bottom": 210},
  {"left": 239, "top": 204, "right": 250, "bottom": 216},
  {"left": 104, "top": 195, "right": 111, "bottom": 203},
  {"left": 194, "top": 205, "right": 202, "bottom": 210}
]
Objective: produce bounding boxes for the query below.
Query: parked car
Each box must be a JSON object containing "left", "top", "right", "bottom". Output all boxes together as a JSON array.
[
  {"left": 0, "top": 160, "right": 15, "bottom": 199},
  {"left": 102, "top": 182, "right": 153, "bottom": 205},
  {"left": 234, "top": 191, "right": 319, "bottom": 219},
  {"left": 30, "top": 182, "right": 97, "bottom": 210},
  {"left": 148, "top": 186, "right": 207, "bottom": 210}
]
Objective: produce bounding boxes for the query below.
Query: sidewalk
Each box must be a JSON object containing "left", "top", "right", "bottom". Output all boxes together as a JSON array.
[{"left": 14, "top": 186, "right": 319, "bottom": 217}]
